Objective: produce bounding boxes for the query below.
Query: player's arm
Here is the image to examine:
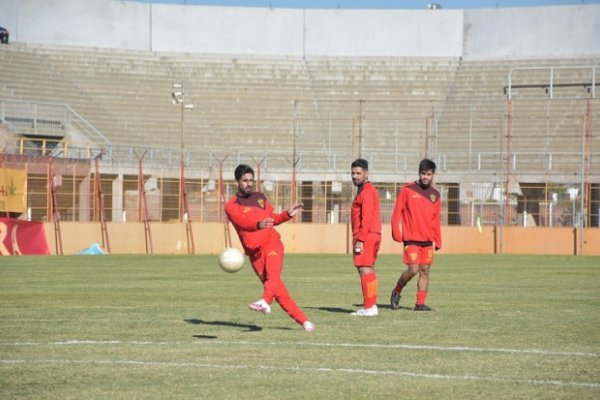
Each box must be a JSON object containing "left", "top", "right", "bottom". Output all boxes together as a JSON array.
[
  {"left": 390, "top": 189, "right": 405, "bottom": 242},
  {"left": 357, "top": 188, "right": 377, "bottom": 242},
  {"left": 269, "top": 199, "right": 301, "bottom": 225},
  {"left": 432, "top": 197, "right": 442, "bottom": 250}
]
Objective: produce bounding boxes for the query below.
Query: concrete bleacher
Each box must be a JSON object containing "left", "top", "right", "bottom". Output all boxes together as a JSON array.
[
  {"left": 436, "top": 57, "right": 600, "bottom": 182},
  {"left": 1, "top": 42, "right": 598, "bottom": 182}
]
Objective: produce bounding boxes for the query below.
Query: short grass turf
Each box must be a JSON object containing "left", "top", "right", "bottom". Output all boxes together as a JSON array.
[{"left": 1, "top": 254, "right": 599, "bottom": 399}]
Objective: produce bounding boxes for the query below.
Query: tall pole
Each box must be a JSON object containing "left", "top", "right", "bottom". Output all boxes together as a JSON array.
[
  {"left": 292, "top": 100, "right": 298, "bottom": 205},
  {"left": 179, "top": 99, "right": 185, "bottom": 222},
  {"left": 252, "top": 155, "right": 266, "bottom": 193},
  {"left": 358, "top": 100, "right": 364, "bottom": 158},
  {"left": 172, "top": 83, "right": 195, "bottom": 253},
  {"left": 217, "top": 156, "right": 232, "bottom": 248},
  {"left": 505, "top": 100, "right": 513, "bottom": 228}
]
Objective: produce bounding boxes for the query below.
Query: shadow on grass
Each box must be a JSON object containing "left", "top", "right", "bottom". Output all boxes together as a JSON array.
[
  {"left": 307, "top": 304, "right": 413, "bottom": 313},
  {"left": 306, "top": 306, "right": 355, "bottom": 313},
  {"left": 185, "top": 318, "right": 262, "bottom": 332},
  {"left": 192, "top": 334, "right": 219, "bottom": 339},
  {"left": 373, "top": 304, "right": 413, "bottom": 311}
]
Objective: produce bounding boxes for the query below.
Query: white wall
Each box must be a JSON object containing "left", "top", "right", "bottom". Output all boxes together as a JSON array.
[
  {"left": 151, "top": 5, "right": 304, "bottom": 55},
  {"left": 303, "top": 9, "right": 463, "bottom": 57},
  {"left": 463, "top": 5, "right": 600, "bottom": 58},
  {"left": 0, "top": 0, "right": 598, "bottom": 58},
  {"left": 0, "top": 0, "right": 151, "bottom": 50}
]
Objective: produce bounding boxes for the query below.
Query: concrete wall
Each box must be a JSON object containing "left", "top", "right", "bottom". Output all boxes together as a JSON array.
[
  {"left": 1, "top": 0, "right": 598, "bottom": 58},
  {"left": 463, "top": 6, "right": 600, "bottom": 58},
  {"left": 45, "top": 222, "right": 600, "bottom": 256},
  {"left": 302, "top": 9, "right": 463, "bottom": 57},
  {"left": 0, "top": 0, "right": 151, "bottom": 50}
]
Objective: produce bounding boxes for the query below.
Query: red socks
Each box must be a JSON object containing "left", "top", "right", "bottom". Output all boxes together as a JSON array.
[
  {"left": 361, "top": 273, "right": 378, "bottom": 309},
  {"left": 416, "top": 290, "right": 428, "bottom": 305},
  {"left": 394, "top": 281, "right": 405, "bottom": 294}
]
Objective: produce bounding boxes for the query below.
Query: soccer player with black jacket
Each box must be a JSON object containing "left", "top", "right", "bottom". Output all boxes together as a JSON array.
[
  {"left": 390, "top": 159, "right": 442, "bottom": 311},
  {"left": 225, "top": 164, "right": 315, "bottom": 332}
]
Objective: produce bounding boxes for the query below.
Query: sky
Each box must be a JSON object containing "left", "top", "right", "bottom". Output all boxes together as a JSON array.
[{"left": 131, "top": 0, "right": 598, "bottom": 9}]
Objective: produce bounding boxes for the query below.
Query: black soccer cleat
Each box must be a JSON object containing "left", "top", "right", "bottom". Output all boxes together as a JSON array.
[
  {"left": 390, "top": 290, "right": 401, "bottom": 310},
  {"left": 413, "top": 304, "right": 433, "bottom": 312}
]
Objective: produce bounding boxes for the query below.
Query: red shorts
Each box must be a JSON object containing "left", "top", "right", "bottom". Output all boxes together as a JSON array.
[
  {"left": 403, "top": 244, "right": 434, "bottom": 265},
  {"left": 353, "top": 233, "right": 381, "bottom": 267}
]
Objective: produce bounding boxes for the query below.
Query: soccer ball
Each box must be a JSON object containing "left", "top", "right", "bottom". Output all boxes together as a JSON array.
[{"left": 218, "top": 247, "right": 245, "bottom": 273}]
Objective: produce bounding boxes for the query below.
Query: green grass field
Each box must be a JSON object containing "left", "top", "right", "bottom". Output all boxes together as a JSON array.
[{"left": 1, "top": 254, "right": 599, "bottom": 399}]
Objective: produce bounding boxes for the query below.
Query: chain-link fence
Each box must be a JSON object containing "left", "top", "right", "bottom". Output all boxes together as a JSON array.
[{"left": 14, "top": 158, "right": 599, "bottom": 229}]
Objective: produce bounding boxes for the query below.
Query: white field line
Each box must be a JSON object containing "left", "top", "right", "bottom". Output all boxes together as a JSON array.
[
  {"left": 1, "top": 358, "right": 599, "bottom": 389},
  {"left": 1, "top": 339, "right": 598, "bottom": 358}
]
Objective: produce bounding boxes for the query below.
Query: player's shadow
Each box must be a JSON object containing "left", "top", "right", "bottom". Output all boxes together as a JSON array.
[
  {"left": 355, "top": 303, "right": 413, "bottom": 311},
  {"left": 382, "top": 305, "right": 413, "bottom": 311},
  {"left": 184, "top": 318, "right": 262, "bottom": 332},
  {"left": 192, "top": 334, "right": 218, "bottom": 340},
  {"left": 306, "top": 306, "right": 354, "bottom": 314}
]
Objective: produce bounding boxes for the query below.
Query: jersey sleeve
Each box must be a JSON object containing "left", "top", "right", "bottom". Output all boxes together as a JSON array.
[
  {"left": 357, "top": 186, "right": 378, "bottom": 242},
  {"left": 390, "top": 188, "right": 405, "bottom": 242},
  {"left": 432, "top": 196, "right": 442, "bottom": 249},
  {"left": 268, "top": 199, "right": 292, "bottom": 226}
]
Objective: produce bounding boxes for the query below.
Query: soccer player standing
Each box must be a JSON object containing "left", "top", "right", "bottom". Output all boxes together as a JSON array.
[
  {"left": 350, "top": 159, "right": 381, "bottom": 316},
  {"left": 225, "top": 164, "right": 315, "bottom": 332},
  {"left": 390, "top": 159, "right": 442, "bottom": 311}
]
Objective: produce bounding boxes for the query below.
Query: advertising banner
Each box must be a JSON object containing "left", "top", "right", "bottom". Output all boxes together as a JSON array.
[
  {"left": 0, "top": 167, "right": 27, "bottom": 213},
  {"left": 0, "top": 217, "right": 50, "bottom": 255}
]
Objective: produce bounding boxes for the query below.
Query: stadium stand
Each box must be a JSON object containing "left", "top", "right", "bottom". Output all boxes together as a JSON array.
[
  {"left": 0, "top": 1, "right": 598, "bottom": 250},
  {"left": 1, "top": 43, "right": 597, "bottom": 180}
]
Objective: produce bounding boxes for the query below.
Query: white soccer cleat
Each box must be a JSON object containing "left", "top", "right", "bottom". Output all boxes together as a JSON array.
[
  {"left": 350, "top": 305, "right": 378, "bottom": 316},
  {"left": 302, "top": 321, "right": 315, "bottom": 332},
  {"left": 248, "top": 299, "right": 271, "bottom": 314}
]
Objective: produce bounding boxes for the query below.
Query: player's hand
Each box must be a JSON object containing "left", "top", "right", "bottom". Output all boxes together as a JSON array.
[
  {"left": 287, "top": 202, "right": 304, "bottom": 217},
  {"left": 354, "top": 240, "right": 364, "bottom": 254},
  {"left": 258, "top": 218, "right": 274, "bottom": 229}
]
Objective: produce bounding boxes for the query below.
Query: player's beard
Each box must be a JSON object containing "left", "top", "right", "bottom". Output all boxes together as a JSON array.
[
  {"left": 418, "top": 179, "right": 430, "bottom": 189},
  {"left": 239, "top": 185, "right": 252, "bottom": 197}
]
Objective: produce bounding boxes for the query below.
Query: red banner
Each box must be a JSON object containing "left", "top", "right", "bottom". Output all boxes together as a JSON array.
[{"left": 0, "top": 218, "right": 50, "bottom": 256}]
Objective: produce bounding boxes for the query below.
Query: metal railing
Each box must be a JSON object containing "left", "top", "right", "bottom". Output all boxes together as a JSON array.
[{"left": 0, "top": 99, "right": 111, "bottom": 148}]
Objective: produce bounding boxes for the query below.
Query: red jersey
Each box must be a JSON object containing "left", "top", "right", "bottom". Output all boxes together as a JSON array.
[
  {"left": 391, "top": 181, "right": 442, "bottom": 249},
  {"left": 225, "top": 192, "right": 291, "bottom": 254},
  {"left": 351, "top": 181, "right": 381, "bottom": 242}
]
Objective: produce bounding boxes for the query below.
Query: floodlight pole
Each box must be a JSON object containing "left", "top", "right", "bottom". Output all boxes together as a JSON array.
[
  {"left": 172, "top": 83, "right": 196, "bottom": 254},
  {"left": 504, "top": 100, "right": 513, "bottom": 228},
  {"left": 292, "top": 101, "right": 299, "bottom": 206}
]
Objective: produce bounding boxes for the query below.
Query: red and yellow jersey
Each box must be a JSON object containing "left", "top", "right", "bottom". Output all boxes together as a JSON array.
[
  {"left": 225, "top": 192, "right": 291, "bottom": 254},
  {"left": 351, "top": 181, "right": 381, "bottom": 242},
  {"left": 391, "top": 181, "right": 442, "bottom": 249}
]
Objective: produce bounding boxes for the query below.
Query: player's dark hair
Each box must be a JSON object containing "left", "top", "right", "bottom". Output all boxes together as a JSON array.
[
  {"left": 351, "top": 158, "right": 369, "bottom": 170},
  {"left": 419, "top": 158, "right": 436, "bottom": 173},
  {"left": 234, "top": 164, "right": 254, "bottom": 180}
]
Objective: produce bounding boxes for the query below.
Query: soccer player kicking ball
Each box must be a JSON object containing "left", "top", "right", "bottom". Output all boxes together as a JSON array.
[
  {"left": 225, "top": 164, "right": 315, "bottom": 332},
  {"left": 350, "top": 159, "right": 381, "bottom": 316},
  {"left": 390, "top": 159, "right": 442, "bottom": 312}
]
